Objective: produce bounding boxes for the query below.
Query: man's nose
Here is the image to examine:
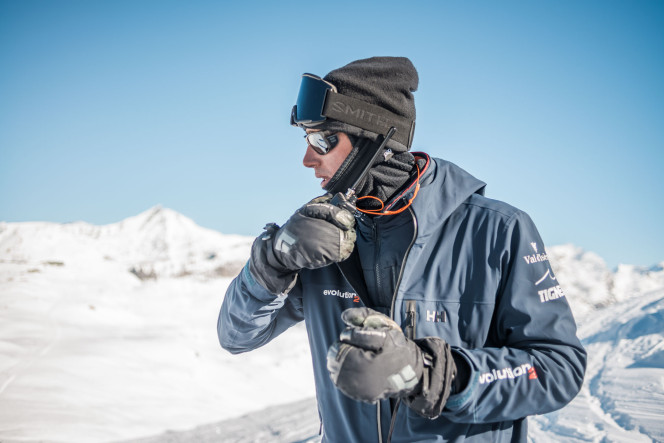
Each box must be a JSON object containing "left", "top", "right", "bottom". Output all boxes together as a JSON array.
[{"left": 302, "top": 144, "right": 319, "bottom": 168}]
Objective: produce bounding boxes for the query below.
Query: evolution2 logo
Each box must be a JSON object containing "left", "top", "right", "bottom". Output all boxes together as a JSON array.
[
  {"left": 323, "top": 288, "right": 360, "bottom": 303},
  {"left": 478, "top": 363, "right": 538, "bottom": 385},
  {"left": 523, "top": 242, "right": 548, "bottom": 265}
]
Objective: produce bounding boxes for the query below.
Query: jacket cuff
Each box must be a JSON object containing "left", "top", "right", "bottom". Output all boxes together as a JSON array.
[
  {"left": 403, "top": 337, "right": 456, "bottom": 419},
  {"left": 444, "top": 351, "right": 478, "bottom": 412}
]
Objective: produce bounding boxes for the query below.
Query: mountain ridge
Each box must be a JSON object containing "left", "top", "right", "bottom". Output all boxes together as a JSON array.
[
  {"left": 4, "top": 206, "right": 662, "bottom": 313},
  {"left": 0, "top": 206, "right": 253, "bottom": 280}
]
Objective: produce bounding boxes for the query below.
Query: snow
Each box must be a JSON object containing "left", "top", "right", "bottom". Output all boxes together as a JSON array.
[
  {"left": 0, "top": 208, "right": 662, "bottom": 442},
  {"left": 0, "top": 208, "right": 315, "bottom": 442},
  {"left": 528, "top": 287, "right": 664, "bottom": 443}
]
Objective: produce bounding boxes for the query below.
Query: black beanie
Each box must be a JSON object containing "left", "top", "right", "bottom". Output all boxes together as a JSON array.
[{"left": 316, "top": 56, "right": 418, "bottom": 152}]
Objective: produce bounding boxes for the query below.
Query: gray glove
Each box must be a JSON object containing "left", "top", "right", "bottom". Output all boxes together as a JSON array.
[
  {"left": 327, "top": 308, "right": 458, "bottom": 419},
  {"left": 249, "top": 193, "right": 356, "bottom": 294},
  {"left": 327, "top": 308, "right": 425, "bottom": 402}
]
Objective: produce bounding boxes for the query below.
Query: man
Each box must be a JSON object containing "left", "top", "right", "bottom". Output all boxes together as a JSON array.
[{"left": 218, "top": 56, "right": 586, "bottom": 442}]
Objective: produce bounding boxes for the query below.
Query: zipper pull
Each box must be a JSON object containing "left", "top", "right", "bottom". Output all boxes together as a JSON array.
[{"left": 404, "top": 300, "right": 417, "bottom": 340}]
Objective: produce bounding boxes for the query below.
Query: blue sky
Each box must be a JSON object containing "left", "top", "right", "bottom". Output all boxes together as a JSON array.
[{"left": 1, "top": 0, "right": 662, "bottom": 268}]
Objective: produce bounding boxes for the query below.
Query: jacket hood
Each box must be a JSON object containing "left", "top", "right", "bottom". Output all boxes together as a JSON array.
[{"left": 410, "top": 155, "right": 486, "bottom": 238}]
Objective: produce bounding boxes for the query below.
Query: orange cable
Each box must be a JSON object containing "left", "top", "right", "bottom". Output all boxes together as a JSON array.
[{"left": 356, "top": 164, "right": 422, "bottom": 216}]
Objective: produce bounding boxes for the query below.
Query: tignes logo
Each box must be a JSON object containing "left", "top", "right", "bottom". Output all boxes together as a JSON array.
[
  {"left": 538, "top": 284, "right": 566, "bottom": 303},
  {"left": 478, "top": 363, "right": 538, "bottom": 385},
  {"left": 323, "top": 288, "right": 360, "bottom": 303},
  {"left": 535, "top": 269, "right": 557, "bottom": 286}
]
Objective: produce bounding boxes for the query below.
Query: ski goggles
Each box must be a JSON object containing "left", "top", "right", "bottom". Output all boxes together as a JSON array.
[
  {"left": 290, "top": 74, "right": 336, "bottom": 128},
  {"left": 305, "top": 131, "right": 340, "bottom": 155},
  {"left": 290, "top": 73, "right": 416, "bottom": 148}
]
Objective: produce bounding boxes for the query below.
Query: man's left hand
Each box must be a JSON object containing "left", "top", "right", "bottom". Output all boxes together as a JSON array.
[{"left": 326, "top": 307, "right": 426, "bottom": 403}]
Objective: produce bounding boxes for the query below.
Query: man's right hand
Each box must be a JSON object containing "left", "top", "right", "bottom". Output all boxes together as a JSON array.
[
  {"left": 273, "top": 193, "right": 357, "bottom": 270},
  {"left": 249, "top": 194, "right": 357, "bottom": 294}
]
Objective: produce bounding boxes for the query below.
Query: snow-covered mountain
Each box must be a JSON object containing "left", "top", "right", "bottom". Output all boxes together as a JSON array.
[
  {"left": 548, "top": 244, "right": 664, "bottom": 320},
  {"left": 0, "top": 206, "right": 254, "bottom": 281},
  {"left": 0, "top": 208, "right": 662, "bottom": 442}
]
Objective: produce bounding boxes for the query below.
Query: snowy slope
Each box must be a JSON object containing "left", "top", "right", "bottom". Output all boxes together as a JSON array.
[
  {"left": 0, "top": 209, "right": 315, "bottom": 442},
  {"left": 0, "top": 209, "right": 662, "bottom": 442},
  {"left": 529, "top": 287, "right": 664, "bottom": 442},
  {"left": 531, "top": 245, "right": 664, "bottom": 441}
]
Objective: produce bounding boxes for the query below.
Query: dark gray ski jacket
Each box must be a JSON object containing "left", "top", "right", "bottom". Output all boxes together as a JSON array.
[{"left": 218, "top": 154, "right": 586, "bottom": 442}]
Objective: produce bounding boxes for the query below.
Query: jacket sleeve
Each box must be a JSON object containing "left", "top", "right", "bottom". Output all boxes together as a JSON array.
[
  {"left": 217, "top": 262, "right": 304, "bottom": 354},
  {"left": 439, "top": 210, "right": 587, "bottom": 423}
]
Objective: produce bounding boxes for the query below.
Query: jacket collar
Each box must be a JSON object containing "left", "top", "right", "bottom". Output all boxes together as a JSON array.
[
  {"left": 410, "top": 153, "right": 486, "bottom": 237},
  {"left": 353, "top": 152, "right": 486, "bottom": 235}
]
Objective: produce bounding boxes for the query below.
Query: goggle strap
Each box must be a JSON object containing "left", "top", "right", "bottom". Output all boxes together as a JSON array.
[{"left": 322, "top": 92, "right": 415, "bottom": 148}]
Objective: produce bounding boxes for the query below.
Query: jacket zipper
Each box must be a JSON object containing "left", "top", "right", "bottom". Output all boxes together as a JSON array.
[
  {"left": 383, "top": 205, "right": 418, "bottom": 443},
  {"left": 373, "top": 221, "right": 382, "bottom": 306},
  {"left": 389, "top": 205, "right": 418, "bottom": 321},
  {"left": 373, "top": 220, "right": 384, "bottom": 442},
  {"left": 377, "top": 401, "right": 383, "bottom": 443}
]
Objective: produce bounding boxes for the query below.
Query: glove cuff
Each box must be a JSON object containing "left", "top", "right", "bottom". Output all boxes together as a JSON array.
[
  {"left": 450, "top": 351, "right": 471, "bottom": 394},
  {"left": 248, "top": 225, "right": 298, "bottom": 295},
  {"left": 404, "top": 337, "right": 457, "bottom": 419}
]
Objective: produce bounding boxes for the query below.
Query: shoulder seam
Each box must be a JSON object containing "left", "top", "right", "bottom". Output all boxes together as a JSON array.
[
  {"left": 461, "top": 199, "right": 521, "bottom": 219},
  {"left": 459, "top": 197, "right": 524, "bottom": 237}
]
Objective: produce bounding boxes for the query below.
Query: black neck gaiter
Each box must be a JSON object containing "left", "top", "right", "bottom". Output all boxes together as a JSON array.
[
  {"left": 354, "top": 151, "right": 415, "bottom": 211},
  {"left": 324, "top": 136, "right": 415, "bottom": 211}
]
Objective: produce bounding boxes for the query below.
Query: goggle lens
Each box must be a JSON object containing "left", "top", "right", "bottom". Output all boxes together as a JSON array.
[{"left": 291, "top": 74, "right": 337, "bottom": 127}]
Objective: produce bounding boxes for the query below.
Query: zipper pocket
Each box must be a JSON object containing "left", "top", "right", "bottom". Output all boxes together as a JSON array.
[{"left": 404, "top": 300, "right": 417, "bottom": 340}]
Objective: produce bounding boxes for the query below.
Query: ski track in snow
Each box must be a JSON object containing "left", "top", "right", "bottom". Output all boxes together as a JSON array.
[
  {"left": 0, "top": 279, "right": 57, "bottom": 396},
  {"left": 587, "top": 290, "right": 664, "bottom": 443},
  {"left": 0, "top": 293, "right": 62, "bottom": 397}
]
